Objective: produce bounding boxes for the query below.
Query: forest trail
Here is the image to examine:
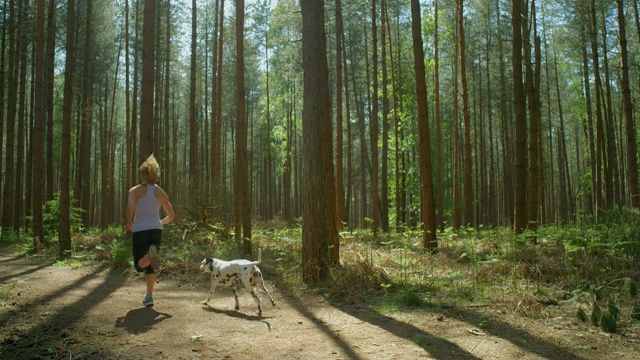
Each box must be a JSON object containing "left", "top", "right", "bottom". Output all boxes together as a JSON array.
[{"left": 1, "top": 247, "right": 639, "bottom": 360}]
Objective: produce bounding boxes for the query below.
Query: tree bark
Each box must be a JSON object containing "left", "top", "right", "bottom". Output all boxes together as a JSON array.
[
  {"left": 512, "top": 0, "right": 527, "bottom": 234},
  {"left": 140, "top": 0, "right": 156, "bottom": 159},
  {"left": 301, "top": 0, "right": 330, "bottom": 282},
  {"left": 617, "top": 0, "right": 639, "bottom": 208},
  {"left": 410, "top": 0, "right": 437, "bottom": 249},
  {"left": 60, "top": 0, "right": 76, "bottom": 258},
  {"left": 32, "top": 0, "right": 46, "bottom": 249}
]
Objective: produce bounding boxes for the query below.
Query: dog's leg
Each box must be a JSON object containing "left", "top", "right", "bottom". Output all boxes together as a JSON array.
[
  {"left": 203, "top": 278, "right": 217, "bottom": 304},
  {"left": 242, "top": 277, "right": 262, "bottom": 316},
  {"left": 233, "top": 283, "right": 240, "bottom": 311},
  {"left": 254, "top": 269, "right": 276, "bottom": 306}
]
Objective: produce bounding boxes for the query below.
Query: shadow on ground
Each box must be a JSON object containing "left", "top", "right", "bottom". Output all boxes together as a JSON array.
[
  {"left": 115, "top": 307, "right": 173, "bottom": 334},
  {"left": 334, "top": 302, "right": 587, "bottom": 360}
]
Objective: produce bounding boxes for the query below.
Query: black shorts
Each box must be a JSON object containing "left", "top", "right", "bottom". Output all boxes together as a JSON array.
[{"left": 132, "top": 229, "right": 162, "bottom": 274}]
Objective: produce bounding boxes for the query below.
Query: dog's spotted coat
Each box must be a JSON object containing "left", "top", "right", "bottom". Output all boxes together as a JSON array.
[{"left": 200, "top": 249, "right": 275, "bottom": 316}]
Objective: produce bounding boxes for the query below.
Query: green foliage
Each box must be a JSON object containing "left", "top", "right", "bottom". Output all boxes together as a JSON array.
[
  {"left": 577, "top": 307, "right": 588, "bottom": 322},
  {"left": 632, "top": 304, "right": 640, "bottom": 321},
  {"left": 110, "top": 239, "right": 131, "bottom": 269},
  {"left": 42, "top": 192, "right": 85, "bottom": 242},
  {"left": 628, "top": 279, "right": 638, "bottom": 299},
  {"left": 599, "top": 311, "right": 617, "bottom": 333}
]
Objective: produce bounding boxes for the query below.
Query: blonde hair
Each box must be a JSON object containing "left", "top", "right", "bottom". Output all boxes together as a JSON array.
[{"left": 139, "top": 154, "right": 161, "bottom": 184}]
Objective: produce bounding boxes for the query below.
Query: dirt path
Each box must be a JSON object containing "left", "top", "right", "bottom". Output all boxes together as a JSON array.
[{"left": 1, "top": 247, "right": 639, "bottom": 360}]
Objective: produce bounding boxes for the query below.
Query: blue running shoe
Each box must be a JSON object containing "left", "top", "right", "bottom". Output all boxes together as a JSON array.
[{"left": 142, "top": 294, "right": 154, "bottom": 307}]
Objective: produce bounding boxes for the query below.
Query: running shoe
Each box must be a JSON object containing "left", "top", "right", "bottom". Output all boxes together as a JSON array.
[{"left": 142, "top": 294, "right": 154, "bottom": 307}]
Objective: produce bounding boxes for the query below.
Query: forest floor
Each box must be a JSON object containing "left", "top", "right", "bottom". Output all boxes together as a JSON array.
[{"left": 2, "top": 245, "right": 640, "bottom": 360}]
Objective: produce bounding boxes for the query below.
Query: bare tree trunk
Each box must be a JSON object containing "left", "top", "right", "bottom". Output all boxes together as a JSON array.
[
  {"left": 45, "top": 0, "right": 55, "bottom": 202},
  {"left": 410, "top": 0, "right": 437, "bottom": 249},
  {"left": 0, "top": 2, "right": 7, "bottom": 223},
  {"left": 457, "top": 0, "right": 473, "bottom": 228},
  {"left": 526, "top": 1, "right": 542, "bottom": 233},
  {"left": 163, "top": 0, "right": 171, "bottom": 194},
  {"left": 235, "top": 0, "right": 252, "bottom": 255},
  {"left": 581, "top": 23, "right": 597, "bottom": 218},
  {"left": 140, "top": 0, "right": 156, "bottom": 159},
  {"left": 33, "top": 0, "right": 46, "bottom": 249},
  {"left": 380, "top": 0, "right": 390, "bottom": 233},
  {"left": 452, "top": 22, "right": 460, "bottom": 230},
  {"left": 601, "top": 7, "right": 620, "bottom": 207},
  {"left": 617, "top": 0, "right": 639, "bottom": 208},
  {"left": 14, "top": 0, "right": 28, "bottom": 231},
  {"left": 60, "top": 0, "right": 76, "bottom": 259},
  {"left": 342, "top": 34, "right": 353, "bottom": 228},
  {"left": 589, "top": 0, "right": 605, "bottom": 214},
  {"left": 189, "top": 0, "right": 198, "bottom": 194},
  {"left": 213, "top": 0, "right": 225, "bottom": 216},
  {"left": 370, "top": 0, "right": 380, "bottom": 236},
  {"left": 301, "top": 0, "right": 331, "bottom": 282},
  {"left": 76, "top": 0, "right": 94, "bottom": 226},
  {"left": 512, "top": 0, "right": 527, "bottom": 234},
  {"left": 335, "top": 0, "right": 345, "bottom": 229},
  {"left": 434, "top": 0, "right": 444, "bottom": 231}
]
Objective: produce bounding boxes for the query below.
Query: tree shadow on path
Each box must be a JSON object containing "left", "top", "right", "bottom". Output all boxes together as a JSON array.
[
  {"left": 336, "top": 303, "right": 587, "bottom": 360},
  {"left": 456, "top": 307, "right": 588, "bottom": 360},
  {"left": 0, "top": 263, "right": 126, "bottom": 356},
  {"left": 115, "top": 307, "right": 173, "bottom": 334},
  {"left": 0, "top": 262, "right": 53, "bottom": 284}
]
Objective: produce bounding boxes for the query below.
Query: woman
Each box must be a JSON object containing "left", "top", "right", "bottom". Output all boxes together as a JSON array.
[{"left": 126, "top": 154, "right": 175, "bottom": 307}]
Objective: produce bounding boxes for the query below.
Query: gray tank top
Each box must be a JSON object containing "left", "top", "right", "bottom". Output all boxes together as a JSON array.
[{"left": 133, "top": 183, "right": 162, "bottom": 232}]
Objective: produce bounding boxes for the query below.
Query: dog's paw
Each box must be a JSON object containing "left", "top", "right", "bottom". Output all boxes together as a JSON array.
[{"left": 201, "top": 299, "right": 209, "bottom": 305}]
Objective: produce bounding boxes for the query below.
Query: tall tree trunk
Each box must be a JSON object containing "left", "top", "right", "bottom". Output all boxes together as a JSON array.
[
  {"left": 14, "top": 0, "right": 28, "bottom": 231},
  {"left": 60, "top": 0, "right": 76, "bottom": 259},
  {"left": 76, "top": 1, "right": 94, "bottom": 226},
  {"left": 526, "top": 1, "right": 542, "bottom": 233},
  {"left": 213, "top": 0, "right": 225, "bottom": 216},
  {"left": 44, "top": 0, "right": 55, "bottom": 202},
  {"left": 581, "top": 23, "right": 597, "bottom": 219},
  {"left": 554, "top": 49, "right": 571, "bottom": 223},
  {"left": 434, "top": 0, "right": 444, "bottom": 231},
  {"left": 0, "top": 2, "right": 7, "bottom": 223},
  {"left": 301, "top": 0, "right": 331, "bottom": 282},
  {"left": 497, "top": 0, "right": 513, "bottom": 226},
  {"left": 410, "top": 0, "right": 437, "bottom": 249},
  {"left": 335, "top": 0, "right": 345, "bottom": 229},
  {"left": 589, "top": 0, "right": 605, "bottom": 214},
  {"left": 452, "top": 24, "right": 460, "bottom": 230},
  {"left": 458, "top": 0, "right": 473, "bottom": 228},
  {"left": 484, "top": 1, "right": 496, "bottom": 227},
  {"left": 140, "top": 0, "right": 156, "bottom": 159},
  {"left": 370, "top": 0, "right": 380, "bottom": 236},
  {"left": 125, "top": 0, "right": 132, "bottom": 200},
  {"left": 163, "top": 0, "right": 171, "bottom": 194},
  {"left": 380, "top": 0, "right": 390, "bottom": 233},
  {"left": 601, "top": 7, "right": 619, "bottom": 207},
  {"left": 342, "top": 34, "right": 353, "bottom": 228},
  {"left": 33, "top": 0, "right": 46, "bottom": 250},
  {"left": 2, "top": 0, "right": 16, "bottom": 231},
  {"left": 617, "top": 0, "right": 639, "bottom": 208},
  {"left": 189, "top": 0, "right": 198, "bottom": 193},
  {"left": 235, "top": 0, "right": 252, "bottom": 255},
  {"left": 512, "top": 0, "right": 527, "bottom": 234}
]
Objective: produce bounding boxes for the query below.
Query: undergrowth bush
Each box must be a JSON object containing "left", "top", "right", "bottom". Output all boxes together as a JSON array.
[{"left": 10, "top": 205, "right": 640, "bottom": 333}]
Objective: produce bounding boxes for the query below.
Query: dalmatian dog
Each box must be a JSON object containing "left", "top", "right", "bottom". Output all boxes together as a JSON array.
[{"left": 200, "top": 249, "right": 275, "bottom": 316}]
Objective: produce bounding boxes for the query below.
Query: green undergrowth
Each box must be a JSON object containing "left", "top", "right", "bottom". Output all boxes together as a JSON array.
[{"left": 4, "top": 207, "right": 640, "bottom": 333}]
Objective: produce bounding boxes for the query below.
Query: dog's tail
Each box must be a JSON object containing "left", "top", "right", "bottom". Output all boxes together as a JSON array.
[{"left": 256, "top": 248, "right": 262, "bottom": 264}]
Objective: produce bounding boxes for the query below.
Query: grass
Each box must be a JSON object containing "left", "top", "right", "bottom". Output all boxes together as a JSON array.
[{"left": 4, "top": 208, "right": 640, "bottom": 333}]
